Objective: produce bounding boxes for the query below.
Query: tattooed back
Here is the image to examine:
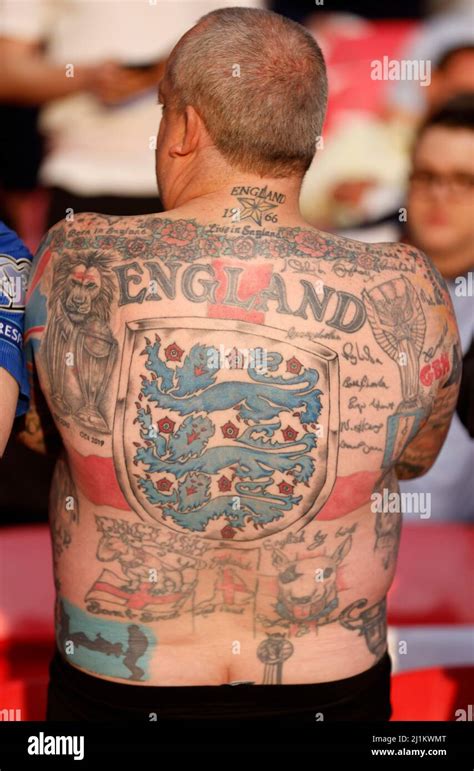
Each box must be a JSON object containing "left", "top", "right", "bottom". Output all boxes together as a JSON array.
[{"left": 25, "top": 203, "right": 460, "bottom": 686}]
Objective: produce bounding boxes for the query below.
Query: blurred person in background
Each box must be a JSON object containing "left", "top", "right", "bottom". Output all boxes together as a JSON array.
[
  {"left": 388, "top": 8, "right": 474, "bottom": 125},
  {"left": 0, "top": 221, "right": 33, "bottom": 454},
  {"left": 336, "top": 48, "right": 474, "bottom": 243},
  {"left": 398, "top": 94, "right": 474, "bottom": 523},
  {"left": 343, "top": 94, "right": 474, "bottom": 520},
  {"left": 0, "top": 0, "right": 263, "bottom": 232},
  {"left": 408, "top": 95, "right": 474, "bottom": 287},
  {"left": 300, "top": 28, "right": 474, "bottom": 230}
]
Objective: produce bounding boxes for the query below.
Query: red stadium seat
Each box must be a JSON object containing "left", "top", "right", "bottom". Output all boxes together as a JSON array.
[
  {"left": 387, "top": 524, "right": 474, "bottom": 626},
  {"left": 0, "top": 524, "right": 55, "bottom": 705},
  {"left": 391, "top": 666, "right": 474, "bottom": 721}
]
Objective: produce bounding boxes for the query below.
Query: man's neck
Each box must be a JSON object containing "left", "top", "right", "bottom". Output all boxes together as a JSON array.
[{"left": 167, "top": 173, "right": 305, "bottom": 225}]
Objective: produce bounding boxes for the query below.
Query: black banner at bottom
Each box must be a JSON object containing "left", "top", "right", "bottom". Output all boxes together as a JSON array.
[{"left": 0, "top": 720, "right": 472, "bottom": 764}]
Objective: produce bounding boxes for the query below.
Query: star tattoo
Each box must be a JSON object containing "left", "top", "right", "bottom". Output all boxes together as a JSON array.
[{"left": 236, "top": 197, "right": 278, "bottom": 225}]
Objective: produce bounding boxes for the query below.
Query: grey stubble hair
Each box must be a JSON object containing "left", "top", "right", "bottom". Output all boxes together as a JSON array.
[{"left": 166, "top": 7, "right": 328, "bottom": 178}]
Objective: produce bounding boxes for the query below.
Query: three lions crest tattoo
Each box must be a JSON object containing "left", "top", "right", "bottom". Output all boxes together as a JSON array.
[{"left": 114, "top": 318, "right": 339, "bottom": 540}]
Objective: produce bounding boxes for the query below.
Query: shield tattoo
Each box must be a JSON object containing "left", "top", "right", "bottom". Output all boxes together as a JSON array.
[{"left": 114, "top": 318, "right": 339, "bottom": 541}]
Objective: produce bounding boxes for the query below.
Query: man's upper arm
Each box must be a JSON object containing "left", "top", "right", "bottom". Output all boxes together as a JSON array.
[
  {"left": 395, "top": 373, "right": 461, "bottom": 479},
  {"left": 0, "top": 368, "right": 19, "bottom": 456},
  {"left": 394, "top": 247, "right": 462, "bottom": 479}
]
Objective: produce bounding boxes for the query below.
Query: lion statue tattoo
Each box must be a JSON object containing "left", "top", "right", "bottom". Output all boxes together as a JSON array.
[{"left": 43, "top": 251, "right": 117, "bottom": 433}]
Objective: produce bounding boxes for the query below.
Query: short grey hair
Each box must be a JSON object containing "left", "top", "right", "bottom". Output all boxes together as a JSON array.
[{"left": 166, "top": 7, "right": 328, "bottom": 177}]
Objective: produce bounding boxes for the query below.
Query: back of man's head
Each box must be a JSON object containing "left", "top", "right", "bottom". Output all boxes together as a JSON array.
[{"left": 166, "top": 7, "right": 327, "bottom": 178}]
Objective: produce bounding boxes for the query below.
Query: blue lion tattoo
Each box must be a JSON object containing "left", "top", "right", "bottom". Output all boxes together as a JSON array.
[{"left": 131, "top": 335, "right": 323, "bottom": 534}]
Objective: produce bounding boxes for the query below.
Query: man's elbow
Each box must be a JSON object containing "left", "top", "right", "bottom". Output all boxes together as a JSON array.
[
  {"left": 395, "top": 442, "right": 446, "bottom": 480},
  {"left": 395, "top": 460, "right": 436, "bottom": 480}
]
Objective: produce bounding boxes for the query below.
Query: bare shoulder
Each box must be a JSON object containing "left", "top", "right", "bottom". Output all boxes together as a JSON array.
[
  {"left": 312, "top": 228, "right": 448, "bottom": 290},
  {"left": 40, "top": 211, "right": 160, "bottom": 241},
  {"left": 312, "top": 229, "right": 457, "bottom": 324},
  {"left": 28, "top": 211, "right": 156, "bottom": 286}
]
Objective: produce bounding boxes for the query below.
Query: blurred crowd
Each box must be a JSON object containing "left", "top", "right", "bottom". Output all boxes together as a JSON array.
[{"left": 0, "top": 0, "right": 473, "bottom": 524}]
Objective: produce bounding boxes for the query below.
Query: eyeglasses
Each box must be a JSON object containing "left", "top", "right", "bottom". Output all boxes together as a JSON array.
[{"left": 409, "top": 169, "right": 474, "bottom": 198}]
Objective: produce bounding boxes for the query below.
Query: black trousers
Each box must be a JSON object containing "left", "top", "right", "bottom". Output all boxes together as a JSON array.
[
  {"left": 46, "top": 185, "right": 164, "bottom": 228},
  {"left": 45, "top": 646, "right": 392, "bottom": 722}
]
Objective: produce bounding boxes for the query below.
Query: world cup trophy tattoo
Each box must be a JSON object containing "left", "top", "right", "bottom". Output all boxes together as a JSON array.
[
  {"left": 363, "top": 278, "right": 427, "bottom": 468},
  {"left": 257, "top": 633, "right": 294, "bottom": 684}
]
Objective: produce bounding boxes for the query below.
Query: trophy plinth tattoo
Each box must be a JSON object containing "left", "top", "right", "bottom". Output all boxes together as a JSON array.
[
  {"left": 257, "top": 633, "right": 294, "bottom": 684},
  {"left": 363, "top": 277, "right": 426, "bottom": 412},
  {"left": 44, "top": 253, "right": 117, "bottom": 434},
  {"left": 75, "top": 318, "right": 117, "bottom": 433},
  {"left": 47, "top": 304, "right": 75, "bottom": 414},
  {"left": 363, "top": 277, "right": 427, "bottom": 469}
]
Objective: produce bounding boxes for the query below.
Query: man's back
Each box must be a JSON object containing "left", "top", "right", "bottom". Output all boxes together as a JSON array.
[{"left": 25, "top": 200, "right": 460, "bottom": 686}]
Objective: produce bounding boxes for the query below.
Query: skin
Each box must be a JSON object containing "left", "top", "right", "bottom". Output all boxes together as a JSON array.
[
  {"left": 21, "top": 44, "right": 461, "bottom": 688},
  {"left": 0, "top": 38, "right": 165, "bottom": 106},
  {"left": 0, "top": 368, "right": 18, "bottom": 457},
  {"left": 0, "top": 38, "right": 98, "bottom": 104},
  {"left": 407, "top": 125, "right": 474, "bottom": 279}
]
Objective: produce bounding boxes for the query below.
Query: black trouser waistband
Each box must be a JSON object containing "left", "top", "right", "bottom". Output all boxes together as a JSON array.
[{"left": 46, "top": 646, "right": 392, "bottom": 721}]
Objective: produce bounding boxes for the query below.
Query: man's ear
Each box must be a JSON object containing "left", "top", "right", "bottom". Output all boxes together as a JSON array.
[{"left": 169, "top": 105, "right": 202, "bottom": 158}]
